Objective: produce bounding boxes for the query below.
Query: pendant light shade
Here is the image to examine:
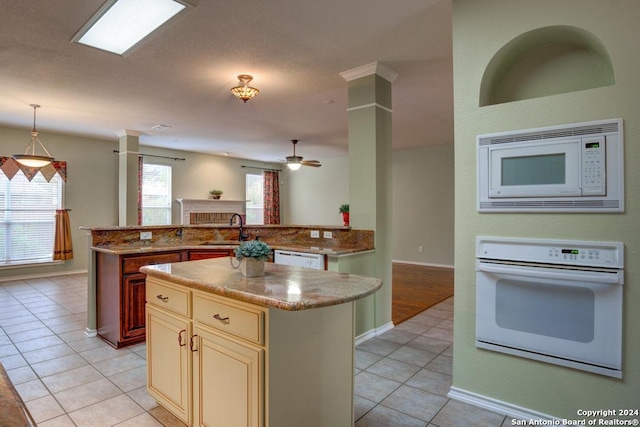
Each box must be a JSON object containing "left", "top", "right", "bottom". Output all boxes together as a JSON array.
[
  {"left": 230, "top": 74, "right": 260, "bottom": 103},
  {"left": 13, "top": 104, "right": 55, "bottom": 168}
]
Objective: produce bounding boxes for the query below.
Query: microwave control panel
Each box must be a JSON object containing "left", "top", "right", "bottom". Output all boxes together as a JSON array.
[{"left": 581, "top": 136, "right": 606, "bottom": 196}]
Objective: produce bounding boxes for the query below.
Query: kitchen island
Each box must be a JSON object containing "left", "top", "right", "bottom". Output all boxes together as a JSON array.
[
  {"left": 141, "top": 257, "right": 382, "bottom": 427},
  {"left": 83, "top": 224, "right": 375, "bottom": 348}
]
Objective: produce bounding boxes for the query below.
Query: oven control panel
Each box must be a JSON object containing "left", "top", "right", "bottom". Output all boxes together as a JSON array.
[
  {"left": 549, "top": 247, "right": 604, "bottom": 262},
  {"left": 476, "top": 237, "right": 624, "bottom": 268}
]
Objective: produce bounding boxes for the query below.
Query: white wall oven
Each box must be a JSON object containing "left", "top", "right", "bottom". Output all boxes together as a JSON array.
[
  {"left": 477, "top": 118, "right": 624, "bottom": 212},
  {"left": 476, "top": 237, "right": 624, "bottom": 378}
]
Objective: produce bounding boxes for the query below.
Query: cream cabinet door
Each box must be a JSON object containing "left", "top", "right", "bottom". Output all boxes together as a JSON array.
[
  {"left": 146, "top": 305, "right": 192, "bottom": 425},
  {"left": 193, "top": 325, "right": 264, "bottom": 427}
]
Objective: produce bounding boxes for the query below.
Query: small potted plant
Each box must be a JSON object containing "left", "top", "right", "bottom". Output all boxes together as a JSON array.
[
  {"left": 234, "top": 239, "right": 272, "bottom": 277},
  {"left": 339, "top": 204, "right": 349, "bottom": 226},
  {"left": 209, "top": 190, "right": 223, "bottom": 200}
]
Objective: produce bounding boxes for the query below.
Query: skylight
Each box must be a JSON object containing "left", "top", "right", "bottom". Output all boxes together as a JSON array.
[{"left": 72, "top": 0, "right": 189, "bottom": 55}]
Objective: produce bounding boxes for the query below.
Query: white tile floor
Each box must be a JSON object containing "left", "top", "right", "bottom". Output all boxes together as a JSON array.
[{"left": 1, "top": 273, "right": 512, "bottom": 426}]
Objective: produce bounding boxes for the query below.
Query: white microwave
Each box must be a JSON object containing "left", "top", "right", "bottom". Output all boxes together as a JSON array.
[{"left": 477, "top": 118, "right": 624, "bottom": 212}]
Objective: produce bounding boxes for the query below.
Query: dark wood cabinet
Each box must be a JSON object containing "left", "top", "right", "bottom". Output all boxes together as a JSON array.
[
  {"left": 187, "top": 249, "right": 234, "bottom": 260},
  {"left": 96, "top": 251, "right": 184, "bottom": 348},
  {"left": 122, "top": 273, "right": 147, "bottom": 342}
]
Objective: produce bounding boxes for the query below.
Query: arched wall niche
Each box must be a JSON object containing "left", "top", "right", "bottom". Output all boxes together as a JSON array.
[{"left": 479, "top": 25, "right": 615, "bottom": 107}]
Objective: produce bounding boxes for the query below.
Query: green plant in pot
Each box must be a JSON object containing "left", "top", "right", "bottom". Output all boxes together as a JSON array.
[
  {"left": 339, "top": 204, "right": 349, "bottom": 226},
  {"left": 234, "top": 240, "right": 272, "bottom": 277},
  {"left": 209, "top": 189, "right": 223, "bottom": 199}
]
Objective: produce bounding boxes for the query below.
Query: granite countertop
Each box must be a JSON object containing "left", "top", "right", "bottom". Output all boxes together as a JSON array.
[
  {"left": 140, "top": 257, "right": 382, "bottom": 311},
  {"left": 82, "top": 224, "right": 352, "bottom": 231},
  {"left": 92, "top": 242, "right": 371, "bottom": 256}
]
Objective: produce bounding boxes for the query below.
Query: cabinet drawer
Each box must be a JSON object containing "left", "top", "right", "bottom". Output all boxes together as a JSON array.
[
  {"left": 193, "top": 293, "right": 265, "bottom": 345},
  {"left": 123, "top": 252, "right": 183, "bottom": 274},
  {"left": 146, "top": 278, "right": 191, "bottom": 317},
  {"left": 187, "top": 249, "right": 234, "bottom": 261}
]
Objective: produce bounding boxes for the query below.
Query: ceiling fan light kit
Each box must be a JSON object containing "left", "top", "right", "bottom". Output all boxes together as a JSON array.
[
  {"left": 231, "top": 74, "right": 260, "bottom": 103},
  {"left": 286, "top": 139, "right": 321, "bottom": 170},
  {"left": 286, "top": 155, "right": 302, "bottom": 170}
]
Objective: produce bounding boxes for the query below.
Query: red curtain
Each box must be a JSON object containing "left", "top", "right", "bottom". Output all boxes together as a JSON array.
[
  {"left": 53, "top": 209, "right": 73, "bottom": 260},
  {"left": 263, "top": 171, "right": 281, "bottom": 224}
]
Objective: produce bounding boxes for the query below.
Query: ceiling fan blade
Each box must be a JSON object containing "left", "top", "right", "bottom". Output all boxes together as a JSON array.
[
  {"left": 301, "top": 160, "right": 321, "bottom": 167},
  {"left": 286, "top": 139, "right": 321, "bottom": 167}
]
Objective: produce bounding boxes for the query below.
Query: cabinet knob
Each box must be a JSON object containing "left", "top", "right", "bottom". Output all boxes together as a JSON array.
[
  {"left": 156, "top": 294, "right": 169, "bottom": 302},
  {"left": 213, "top": 314, "right": 230, "bottom": 324}
]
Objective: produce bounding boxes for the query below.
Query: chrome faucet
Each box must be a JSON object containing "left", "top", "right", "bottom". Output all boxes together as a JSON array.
[{"left": 229, "top": 213, "right": 249, "bottom": 241}]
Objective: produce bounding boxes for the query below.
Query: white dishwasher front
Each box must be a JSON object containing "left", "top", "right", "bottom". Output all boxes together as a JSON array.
[{"left": 274, "top": 250, "right": 324, "bottom": 270}]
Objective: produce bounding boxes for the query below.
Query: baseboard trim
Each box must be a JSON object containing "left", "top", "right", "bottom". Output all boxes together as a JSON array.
[
  {"left": 0, "top": 269, "right": 88, "bottom": 283},
  {"left": 84, "top": 328, "right": 97, "bottom": 338},
  {"left": 355, "top": 321, "right": 395, "bottom": 346},
  {"left": 448, "top": 386, "right": 556, "bottom": 421},
  {"left": 392, "top": 260, "right": 454, "bottom": 269}
]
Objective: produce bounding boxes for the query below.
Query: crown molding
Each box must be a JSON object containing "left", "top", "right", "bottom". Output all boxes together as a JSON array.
[
  {"left": 339, "top": 62, "right": 398, "bottom": 83},
  {"left": 116, "top": 129, "right": 143, "bottom": 138}
]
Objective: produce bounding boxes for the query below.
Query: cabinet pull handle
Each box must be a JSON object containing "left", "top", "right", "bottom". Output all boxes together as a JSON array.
[
  {"left": 213, "top": 314, "right": 230, "bottom": 324},
  {"left": 178, "top": 329, "right": 186, "bottom": 347},
  {"left": 156, "top": 294, "right": 169, "bottom": 302},
  {"left": 190, "top": 334, "right": 198, "bottom": 352}
]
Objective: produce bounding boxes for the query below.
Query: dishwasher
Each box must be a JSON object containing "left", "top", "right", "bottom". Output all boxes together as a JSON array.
[{"left": 274, "top": 250, "right": 324, "bottom": 270}]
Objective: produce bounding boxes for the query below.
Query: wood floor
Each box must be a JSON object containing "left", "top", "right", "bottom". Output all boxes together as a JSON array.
[{"left": 392, "top": 262, "right": 454, "bottom": 325}]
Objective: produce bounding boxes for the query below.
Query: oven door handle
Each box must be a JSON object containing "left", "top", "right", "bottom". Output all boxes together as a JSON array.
[{"left": 477, "top": 262, "right": 623, "bottom": 284}]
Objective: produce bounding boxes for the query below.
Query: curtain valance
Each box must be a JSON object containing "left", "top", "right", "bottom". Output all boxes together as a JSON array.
[{"left": 0, "top": 157, "right": 67, "bottom": 182}]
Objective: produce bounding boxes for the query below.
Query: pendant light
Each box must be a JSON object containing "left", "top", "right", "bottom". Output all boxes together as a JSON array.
[
  {"left": 230, "top": 74, "right": 260, "bottom": 103},
  {"left": 13, "top": 104, "right": 55, "bottom": 167}
]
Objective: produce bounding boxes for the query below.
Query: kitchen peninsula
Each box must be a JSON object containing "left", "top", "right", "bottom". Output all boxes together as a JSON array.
[
  {"left": 83, "top": 224, "right": 375, "bottom": 348},
  {"left": 141, "top": 257, "right": 382, "bottom": 426}
]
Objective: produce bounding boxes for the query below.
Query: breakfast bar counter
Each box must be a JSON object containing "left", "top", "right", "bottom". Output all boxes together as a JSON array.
[{"left": 140, "top": 257, "right": 382, "bottom": 427}]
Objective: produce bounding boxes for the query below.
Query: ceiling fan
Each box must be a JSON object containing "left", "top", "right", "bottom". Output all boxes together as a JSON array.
[{"left": 285, "top": 139, "right": 321, "bottom": 170}]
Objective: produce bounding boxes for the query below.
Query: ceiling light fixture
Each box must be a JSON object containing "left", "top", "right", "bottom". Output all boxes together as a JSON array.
[
  {"left": 285, "top": 139, "right": 321, "bottom": 170},
  {"left": 230, "top": 75, "right": 260, "bottom": 103},
  {"left": 72, "top": 0, "right": 189, "bottom": 55},
  {"left": 13, "top": 104, "right": 55, "bottom": 168},
  {"left": 286, "top": 156, "right": 302, "bottom": 171}
]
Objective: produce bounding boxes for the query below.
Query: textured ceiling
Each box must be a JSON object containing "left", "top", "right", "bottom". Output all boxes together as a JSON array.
[{"left": 0, "top": 0, "right": 453, "bottom": 164}]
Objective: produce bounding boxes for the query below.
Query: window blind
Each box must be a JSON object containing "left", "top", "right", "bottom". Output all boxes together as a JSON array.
[{"left": 0, "top": 171, "right": 63, "bottom": 266}]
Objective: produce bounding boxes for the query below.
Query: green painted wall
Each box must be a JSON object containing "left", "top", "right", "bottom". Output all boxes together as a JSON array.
[{"left": 453, "top": 0, "right": 640, "bottom": 417}]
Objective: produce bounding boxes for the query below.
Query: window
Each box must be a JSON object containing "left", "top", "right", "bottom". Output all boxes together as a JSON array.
[
  {"left": 0, "top": 171, "right": 63, "bottom": 266},
  {"left": 245, "top": 173, "right": 263, "bottom": 225},
  {"left": 141, "top": 163, "right": 172, "bottom": 225}
]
